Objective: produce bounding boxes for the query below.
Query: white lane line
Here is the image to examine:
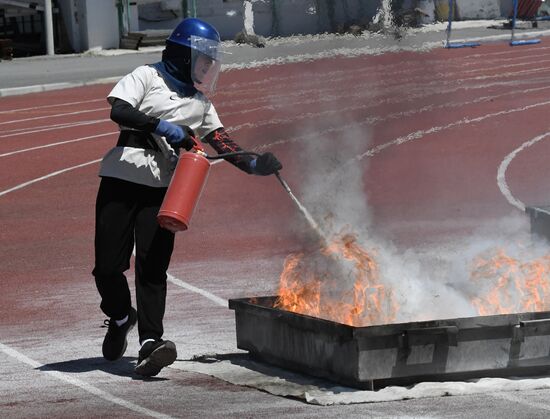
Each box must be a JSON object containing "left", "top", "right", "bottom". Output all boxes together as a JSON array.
[
  {"left": 130, "top": 245, "right": 226, "bottom": 307},
  {"left": 0, "top": 74, "right": 550, "bottom": 153},
  {"left": 0, "top": 98, "right": 105, "bottom": 114},
  {"left": 221, "top": 47, "right": 550, "bottom": 91},
  {"left": 217, "top": 49, "right": 550, "bottom": 103},
  {"left": 0, "top": 159, "right": 101, "bottom": 197},
  {"left": 167, "top": 274, "right": 227, "bottom": 307},
  {"left": 0, "top": 342, "right": 174, "bottom": 419},
  {"left": 223, "top": 57, "right": 550, "bottom": 100},
  {"left": 5, "top": 70, "right": 546, "bottom": 139},
  {"left": 459, "top": 44, "right": 550, "bottom": 60},
  {"left": 0, "top": 153, "right": 222, "bottom": 198},
  {"left": 269, "top": 81, "right": 549, "bottom": 133},
  {"left": 1, "top": 119, "right": 111, "bottom": 135},
  {"left": 0, "top": 46, "right": 528, "bottom": 115},
  {"left": 0, "top": 132, "right": 116, "bottom": 158},
  {"left": 224, "top": 76, "right": 550, "bottom": 123},
  {"left": 497, "top": 131, "right": 550, "bottom": 211},
  {"left": 0, "top": 119, "right": 111, "bottom": 138},
  {"left": 0, "top": 107, "right": 109, "bottom": 125},
  {"left": 258, "top": 98, "right": 546, "bottom": 155},
  {"left": 357, "top": 99, "right": 550, "bottom": 162},
  {"left": 2, "top": 59, "right": 547, "bottom": 140},
  {"left": 221, "top": 61, "right": 550, "bottom": 115},
  {"left": 464, "top": 57, "right": 550, "bottom": 75},
  {"left": 223, "top": 74, "right": 550, "bottom": 121},
  {"left": 253, "top": 99, "right": 550, "bottom": 192},
  {"left": 227, "top": 87, "right": 550, "bottom": 145}
]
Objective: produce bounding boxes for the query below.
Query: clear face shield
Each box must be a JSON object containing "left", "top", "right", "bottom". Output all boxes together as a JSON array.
[{"left": 190, "top": 35, "right": 222, "bottom": 94}]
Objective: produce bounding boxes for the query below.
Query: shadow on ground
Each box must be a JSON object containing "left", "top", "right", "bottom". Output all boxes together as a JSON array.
[{"left": 37, "top": 356, "right": 169, "bottom": 381}]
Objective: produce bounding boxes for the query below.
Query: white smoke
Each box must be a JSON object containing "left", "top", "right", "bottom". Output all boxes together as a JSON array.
[
  {"left": 300, "top": 121, "right": 373, "bottom": 239},
  {"left": 290, "top": 115, "right": 550, "bottom": 324}
]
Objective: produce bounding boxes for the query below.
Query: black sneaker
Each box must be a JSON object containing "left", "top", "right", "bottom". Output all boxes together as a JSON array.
[
  {"left": 134, "top": 340, "right": 177, "bottom": 377},
  {"left": 102, "top": 307, "right": 137, "bottom": 361}
]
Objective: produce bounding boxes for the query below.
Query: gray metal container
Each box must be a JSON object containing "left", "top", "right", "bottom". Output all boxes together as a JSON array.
[
  {"left": 527, "top": 205, "right": 550, "bottom": 241},
  {"left": 229, "top": 296, "right": 550, "bottom": 389}
]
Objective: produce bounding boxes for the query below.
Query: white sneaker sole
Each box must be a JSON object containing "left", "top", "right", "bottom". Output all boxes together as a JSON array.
[{"left": 134, "top": 341, "right": 177, "bottom": 377}]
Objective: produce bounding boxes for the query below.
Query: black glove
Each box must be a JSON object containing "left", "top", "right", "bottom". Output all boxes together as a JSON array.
[
  {"left": 178, "top": 125, "right": 197, "bottom": 151},
  {"left": 252, "top": 152, "right": 282, "bottom": 176}
]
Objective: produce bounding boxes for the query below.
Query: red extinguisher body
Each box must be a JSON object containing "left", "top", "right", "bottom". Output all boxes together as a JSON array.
[{"left": 157, "top": 152, "right": 210, "bottom": 233}]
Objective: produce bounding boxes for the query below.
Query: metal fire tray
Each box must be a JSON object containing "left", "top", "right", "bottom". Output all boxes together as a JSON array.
[
  {"left": 526, "top": 205, "right": 550, "bottom": 241},
  {"left": 229, "top": 296, "right": 550, "bottom": 390}
]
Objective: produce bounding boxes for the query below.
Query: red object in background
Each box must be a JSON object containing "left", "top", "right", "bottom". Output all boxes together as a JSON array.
[
  {"left": 157, "top": 152, "right": 211, "bottom": 232},
  {"left": 515, "top": 0, "right": 543, "bottom": 19}
]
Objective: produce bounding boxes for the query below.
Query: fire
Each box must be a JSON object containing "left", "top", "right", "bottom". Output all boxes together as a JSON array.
[
  {"left": 470, "top": 249, "right": 550, "bottom": 315},
  {"left": 274, "top": 233, "right": 398, "bottom": 326}
]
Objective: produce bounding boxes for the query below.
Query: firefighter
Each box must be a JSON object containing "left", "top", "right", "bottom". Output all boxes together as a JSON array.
[{"left": 93, "top": 18, "right": 282, "bottom": 377}]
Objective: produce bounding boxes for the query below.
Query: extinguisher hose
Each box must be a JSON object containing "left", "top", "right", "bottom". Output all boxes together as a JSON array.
[
  {"left": 203, "top": 150, "right": 325, "bottom": 241},
  {"left": 203, "top": 150, "right": 286, "bottom": 188},
  {"left": 202, "top": 149, "right": 292, "bottom": 190},
  {"left": 203, "top": 151, "right": 261, "bottom": 160}
]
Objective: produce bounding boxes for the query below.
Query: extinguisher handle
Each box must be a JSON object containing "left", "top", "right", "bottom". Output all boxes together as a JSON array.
[{"left": 190, "top": 135, "right": 206, "bottom": 153}]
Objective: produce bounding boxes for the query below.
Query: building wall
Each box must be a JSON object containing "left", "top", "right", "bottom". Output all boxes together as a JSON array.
[
  {"left": 136, "top": 0, "right": 381, "bottom": 38},
  {"left": 57, "top": 0, "right": 119, "bottom": 51},
  {"left": 499, "top": 0, "right": 515, "bottom": 17},
  {"left": 456, "top": 0, "right": 502, "bottom": 19},
  {"left": 178, "top": 0, "right": 510, "bottom": 38},
  {"left": 132, "top": 0, "right": 244, "bottom": 37},
  {"left": 192, "top": 0, "right": 245, "bottom": 38},
  {"left": 79, "top": 0, "right": 119, "bottom": 50},
  {"left": 57, "top": 0, "right": 80, "bottom": 52},
  {"left": 57, "top": 0, "right": 522, "bottom": 53}
]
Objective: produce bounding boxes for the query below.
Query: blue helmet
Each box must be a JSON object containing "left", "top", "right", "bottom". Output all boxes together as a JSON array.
[
  {"left": 167, "top": 18, "right": 220, "bottom": 49},
  {"left": 165, "top": 18, "right": 222, "bottom": 93}
]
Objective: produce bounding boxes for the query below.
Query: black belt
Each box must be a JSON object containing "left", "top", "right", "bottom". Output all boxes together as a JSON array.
[{"left": 116, "top": 130, "right": 160, "bottom": 152}]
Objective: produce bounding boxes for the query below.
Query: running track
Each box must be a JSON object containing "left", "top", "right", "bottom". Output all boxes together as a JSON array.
[{"left": 2, "top": 43, "right": 550, "bottom": 417}]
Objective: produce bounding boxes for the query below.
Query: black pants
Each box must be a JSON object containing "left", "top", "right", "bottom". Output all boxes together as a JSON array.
[{"left": 93, "top": 177, "right": 175, "bottom": 343}]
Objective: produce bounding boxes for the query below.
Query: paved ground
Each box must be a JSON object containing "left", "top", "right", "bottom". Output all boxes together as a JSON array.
[{"left": 2, "top": 20, "right": 550, "bottom": 418}]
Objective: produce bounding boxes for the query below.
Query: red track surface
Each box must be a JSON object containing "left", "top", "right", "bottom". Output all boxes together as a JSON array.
[{"left": 1, "top": 43, "right": 550, "bottom": 416}]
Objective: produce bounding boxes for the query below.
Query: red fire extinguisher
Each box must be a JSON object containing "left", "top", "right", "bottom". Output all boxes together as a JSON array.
[
  {"left": 157, "top": 140, "right": 211, "bottom": 233},
  {"left": 157, "top": 138, "right": 287, "bottom": 234}
]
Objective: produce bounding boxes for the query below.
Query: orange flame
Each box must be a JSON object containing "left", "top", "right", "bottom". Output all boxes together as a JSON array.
[
  {"left": 470, "top": 249, "right": 550, "bottom": 315},
  {"left": 274, "top": 233, "right": 398, "bottom": 326}
]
